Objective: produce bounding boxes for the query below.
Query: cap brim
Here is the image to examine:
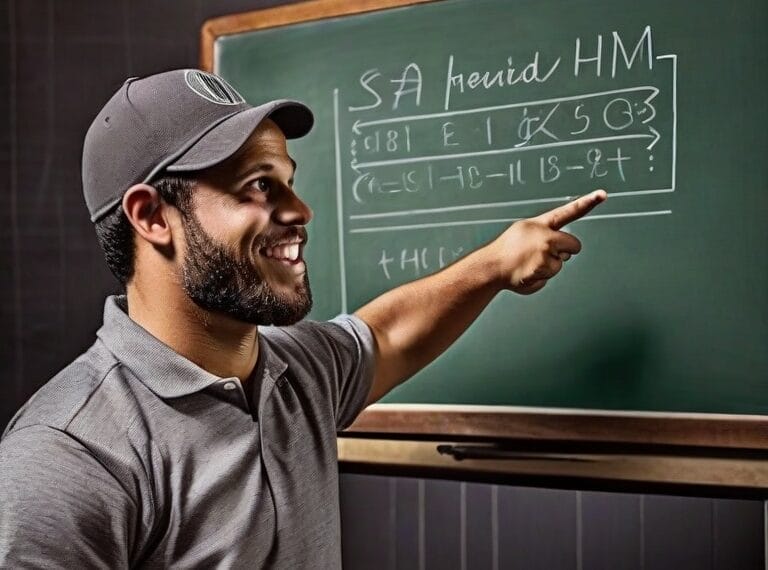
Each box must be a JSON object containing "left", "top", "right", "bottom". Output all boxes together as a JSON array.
[{"left": 165, "top": 99, "right": 313, "bottom": 173}]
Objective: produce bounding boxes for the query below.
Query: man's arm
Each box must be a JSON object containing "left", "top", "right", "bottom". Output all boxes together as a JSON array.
[
  {"left": 0, "top": 425, "right": 136, "bottom": 568},
  {"left": 355, "top": 190, "right": 607, "bottom": 405}
]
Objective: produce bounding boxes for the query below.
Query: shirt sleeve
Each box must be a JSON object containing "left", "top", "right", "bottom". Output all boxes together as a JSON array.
[
  {"left": 0, "top": 425, "right": 136, "bottom": 569},
  {"left": 325, "top": 314, "right": 376, "bottom": 429}
]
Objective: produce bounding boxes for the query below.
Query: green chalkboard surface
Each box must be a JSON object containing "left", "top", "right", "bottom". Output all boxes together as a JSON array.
[{"left": 211, "top": 0, "right": 768, "bottom": 414}]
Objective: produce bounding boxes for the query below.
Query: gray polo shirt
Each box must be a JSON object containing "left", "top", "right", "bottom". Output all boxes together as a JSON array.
[{"left": 0, "top": 295, "right": 375, "bottom": 568}]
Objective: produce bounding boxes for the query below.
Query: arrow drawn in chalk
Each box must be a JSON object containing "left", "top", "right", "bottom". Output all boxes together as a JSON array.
[{"left": 646, "top": 126, "right": 660, "bottom": 150}]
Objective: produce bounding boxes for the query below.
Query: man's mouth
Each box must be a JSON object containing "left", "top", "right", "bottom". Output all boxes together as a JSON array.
[{"left": 259, "top": 238, "right": 305, "bottom": 269}]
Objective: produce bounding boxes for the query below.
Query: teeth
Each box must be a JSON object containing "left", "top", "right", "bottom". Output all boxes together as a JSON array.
[{"left": 263, "top": 243, "right": 300, "bottom": 261}]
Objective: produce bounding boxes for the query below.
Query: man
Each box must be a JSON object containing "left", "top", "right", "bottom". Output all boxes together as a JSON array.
[{"left": 0, "top": 69, "right": 605, "bottom": 567}]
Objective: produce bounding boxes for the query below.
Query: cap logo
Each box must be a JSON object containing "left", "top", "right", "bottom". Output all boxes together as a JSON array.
[{"left": 184, "top": 70, "right": 245, "bottom": 106}]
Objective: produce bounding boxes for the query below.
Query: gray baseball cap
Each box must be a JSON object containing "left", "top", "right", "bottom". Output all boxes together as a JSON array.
[{"left": 82, "top": 69, "right": 314, "bottom": 222}]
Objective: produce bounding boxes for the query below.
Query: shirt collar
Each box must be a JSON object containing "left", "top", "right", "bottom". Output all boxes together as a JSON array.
[
  {"left": 96, "top": 295, "right": 285, "bottom": 400},
  {"left": 252, "top": 331, "right": 288, "bottom": 415}
]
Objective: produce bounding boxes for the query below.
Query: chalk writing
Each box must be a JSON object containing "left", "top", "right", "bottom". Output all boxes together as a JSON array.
[
  {"left": 332, "top": 24, "right": 677, "bottom": 300},
  {"left": 378, "top": 246, "right": 466, "bottom": 280}
]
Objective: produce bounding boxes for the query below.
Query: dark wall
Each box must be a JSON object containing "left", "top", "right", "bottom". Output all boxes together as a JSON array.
[
  {"left": 0, "top": 0, "right": 299, "bottom": 428},
  {"left": 340, "top": 473, "right": 765, "bottom": 569}
]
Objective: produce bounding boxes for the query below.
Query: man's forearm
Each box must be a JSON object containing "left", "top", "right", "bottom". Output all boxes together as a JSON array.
[
  {"left": 355, "top": 246, "right": 501, "bottom": 404},
  {"left": 353, "top": 191, "right": 607, "bottom": 406}
]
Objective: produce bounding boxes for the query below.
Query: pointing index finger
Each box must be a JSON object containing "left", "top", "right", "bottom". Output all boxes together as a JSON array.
[{"left": 537, "top": 190, "right": 608, "bottom": 230}]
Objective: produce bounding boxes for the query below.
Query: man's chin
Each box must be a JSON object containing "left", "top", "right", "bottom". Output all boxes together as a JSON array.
[{"left": 238, "top": 283, "right": 313, "bottom": 327}]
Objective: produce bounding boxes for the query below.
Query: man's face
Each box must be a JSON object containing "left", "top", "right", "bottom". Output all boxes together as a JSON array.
[{"left": 177, "top": 119, "right": 314, "bottom": 326}]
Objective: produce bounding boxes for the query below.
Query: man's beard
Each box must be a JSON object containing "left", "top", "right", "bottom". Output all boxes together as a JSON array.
[{"left": 179, "top": 212, "right": 312, "bottom": 326}]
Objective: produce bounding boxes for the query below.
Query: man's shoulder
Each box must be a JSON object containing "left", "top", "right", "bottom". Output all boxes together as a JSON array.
[
  {"left": 3, "top": 339, "right": 121, "bottom": 437},
  {"left": 260, "top": 314, "right": 370, "bottom": 346},
  {"left": 259, "top": 315, "right": 370, "bottom": 364},
  {"left": 259, "top": 315, "right": 373, "bottom": 377}
]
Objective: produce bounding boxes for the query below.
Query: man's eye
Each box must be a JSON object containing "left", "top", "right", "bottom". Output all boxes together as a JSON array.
[{"left": 250, "top": 178, "right": 271, "bottom": 193}]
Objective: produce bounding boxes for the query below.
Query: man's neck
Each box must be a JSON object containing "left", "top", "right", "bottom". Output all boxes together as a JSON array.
[{"left": 125, "top": 286, "right": 259, "bottom": 383}]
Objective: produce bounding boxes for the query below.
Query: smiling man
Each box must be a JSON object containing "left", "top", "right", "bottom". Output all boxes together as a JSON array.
[{"left": 0, "top": 70, "right": 605, "bottom": 568}]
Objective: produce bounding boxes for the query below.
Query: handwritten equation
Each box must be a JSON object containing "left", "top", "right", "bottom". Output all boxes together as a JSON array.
[{"left": 332, "top": 26, "right": 677, "bottom": 307}]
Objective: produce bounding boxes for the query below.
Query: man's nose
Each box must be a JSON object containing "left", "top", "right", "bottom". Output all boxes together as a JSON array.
[{"left": 273, "top": 188, "right": 313, "bottom": 226}]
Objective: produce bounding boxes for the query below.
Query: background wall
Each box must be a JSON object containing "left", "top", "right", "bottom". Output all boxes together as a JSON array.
[
  {"left": 339, "top": 473, "right": 765, "bottom": 569},
  {"left": 0, "top": 0, "right": 300, "bottom": 428}
]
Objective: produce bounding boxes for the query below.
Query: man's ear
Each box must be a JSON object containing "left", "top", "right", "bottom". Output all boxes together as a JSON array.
[{"left": 122, "top": 183, "right": 176, "bottom": 247}]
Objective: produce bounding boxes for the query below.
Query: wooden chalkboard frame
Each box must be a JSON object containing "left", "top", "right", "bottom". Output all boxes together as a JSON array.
[
  {"left": 200, "top": 0, "right": 437, "bottom": 72},
  {"left": 200, "top": 0, "right": 768, "bottom": 455}
]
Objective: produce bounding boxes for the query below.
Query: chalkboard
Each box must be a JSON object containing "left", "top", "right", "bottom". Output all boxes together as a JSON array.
[{"left": 203, "top": 0, "right": 768, "bottom": 417}]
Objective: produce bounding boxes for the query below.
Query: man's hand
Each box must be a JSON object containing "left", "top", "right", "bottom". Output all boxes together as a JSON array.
[{"left": 488, "top": 190, "right": 607, "bottom": 295}]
